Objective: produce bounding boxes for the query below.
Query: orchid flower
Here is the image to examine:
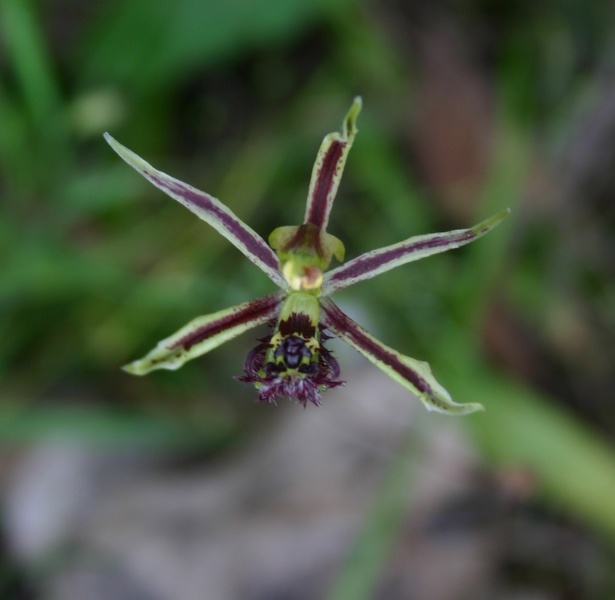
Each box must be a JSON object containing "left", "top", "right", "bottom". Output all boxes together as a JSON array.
[{"left": 105, "top": 98, "right": 508, "bottom": 413}]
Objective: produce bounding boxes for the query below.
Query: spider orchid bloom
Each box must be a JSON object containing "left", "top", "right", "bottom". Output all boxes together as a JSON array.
[{"left": 104, "top": 98, "right": 508, "bottom": 413}]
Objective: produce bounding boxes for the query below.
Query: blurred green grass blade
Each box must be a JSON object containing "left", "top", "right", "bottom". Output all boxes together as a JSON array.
[
  {"left": 0, "top": 0, "right": 70, "bottom": 179},
  {"left": 0, "top": 241, "right": 128, "bottom": 302},
  {"left": 0, "top": 0, "right": 62, "bottom": 123},
  {"left": 327, "top": 429, "right": 421, "bottom": 600},
  {"left": 353, "top": 122, "right": 430, "bottom": 233},
  {"left": 80, "top": 0, "right": 357, "bottom": 92},
  {"left": 0, "top": 82, "right": 29, "bottom": 185},
  {"left": 0, "top": 406, "right": 230, "bottom": 447},
  {"left": 439, "top": 343, "right": 615, "bottom": 545},
  {"left": 59, "top": 164, "right": 149, "bottom": 213}
]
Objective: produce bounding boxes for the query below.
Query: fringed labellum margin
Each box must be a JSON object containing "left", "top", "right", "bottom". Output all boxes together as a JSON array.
[
  {"left": 106, "top": 97, "right": 509, "bottom": 413},
  {"left": 238, "top": 292, "right": 343, "bottom": 407}
]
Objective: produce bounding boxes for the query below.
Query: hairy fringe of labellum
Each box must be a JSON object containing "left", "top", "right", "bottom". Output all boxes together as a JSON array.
[{"left": 236, "top": 328, "right": 344, "bottom": 407}]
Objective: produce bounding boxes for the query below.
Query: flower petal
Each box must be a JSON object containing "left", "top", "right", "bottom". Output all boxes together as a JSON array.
[
  {"left": 303, "top": 97, "right": 362, "bottom": 231},
  {"left": 123, "top": 293, "right": 282, "bottom": 375},
  {"left": 320, "top": 298, "right": 483, "bottom": 415},
  {"left": 323, "top": 210, "right": 510, "bottom": 295},
  {"left": 104, "top": 133, "right": 286, "bottom": 289}
]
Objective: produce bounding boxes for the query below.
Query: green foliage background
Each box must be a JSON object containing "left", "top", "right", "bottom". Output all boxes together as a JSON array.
[{"left": 1, "top": 0, "right": 615, "bottom": 596}]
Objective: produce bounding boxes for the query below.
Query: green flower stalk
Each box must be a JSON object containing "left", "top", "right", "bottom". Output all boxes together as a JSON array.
[{"left": 105, "top": 98, "right": 508, "bottom": 413}]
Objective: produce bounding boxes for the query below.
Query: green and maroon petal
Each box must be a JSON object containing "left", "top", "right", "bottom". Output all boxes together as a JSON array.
[
  {"left": 104, "top": 134, "right": 286, "bottom": 289},
  {"left": 303, "top": 97, "right": 361, "bottom": 231},
  {"left": 320, "top": 298, "right": 483, "bottom": 415},
  {"left": 323, "top": 210, "right": 510, "bottom": 295},
  {"left": 123, "top": 292, "right": 282, "bottom": 375}
]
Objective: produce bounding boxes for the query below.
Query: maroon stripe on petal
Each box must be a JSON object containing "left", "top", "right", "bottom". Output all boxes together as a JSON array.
[
  {"left": 327, "top": 230, "right": 476, "bottom": 285},
  {"left": 321, "top": 300, "right": 433, "bottom": 396},
  {"left": 278, "top": 313, "right": 317, "bottom": 338},
  {"left": 171, "top": 293, "right": 280, "bottom": 351},
  {"left": 150, "top": 175, "right": 279, "bottom": 272},
  {"left": 305, "top": 140, "right": 345, "bottom": 230}
]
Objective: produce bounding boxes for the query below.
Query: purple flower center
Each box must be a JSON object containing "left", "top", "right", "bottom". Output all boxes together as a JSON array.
[{"left": 237, "top": 326, "right": 344, "bottom": 407}]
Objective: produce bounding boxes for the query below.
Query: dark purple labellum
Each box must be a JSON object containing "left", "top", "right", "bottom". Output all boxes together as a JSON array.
[{"left": 237, "top": 320, "right": 344, "bottom": 407}]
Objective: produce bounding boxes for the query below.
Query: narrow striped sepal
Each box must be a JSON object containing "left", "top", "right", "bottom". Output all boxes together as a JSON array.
[
  {"left": 123, "top": 293, "right": 282, "bottom": 375},
  {"left": 320, "top": 298, "right": 484, "bottom": 415},
  {"left": 323, "top": 210, "right": 510, "bottom": 295},
  {"left": 303, "top": 96, "right": 362, "bottom": 231},
  {"left": 103, "top": 133, "right": 286, "bottom": 289}
]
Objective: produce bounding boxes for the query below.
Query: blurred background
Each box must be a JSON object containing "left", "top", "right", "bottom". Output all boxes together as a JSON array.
[{"left": 1, "top": 0, "right": 615, "bottom": 598}]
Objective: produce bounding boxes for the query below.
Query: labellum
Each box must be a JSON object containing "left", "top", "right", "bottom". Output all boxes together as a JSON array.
[{"left": 239, "top": 292, "right": 343, "bottom": 406}]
